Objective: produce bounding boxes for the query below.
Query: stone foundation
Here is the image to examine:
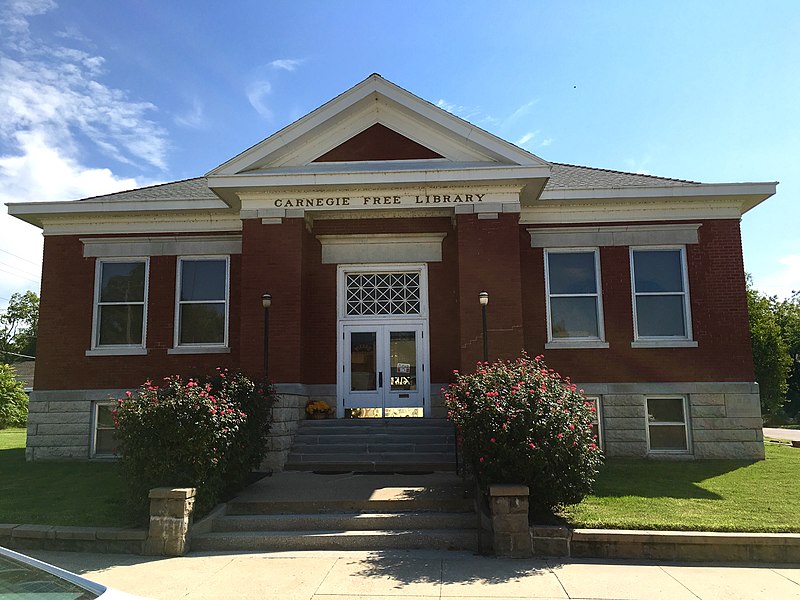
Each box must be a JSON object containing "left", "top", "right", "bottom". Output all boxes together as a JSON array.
[
  {"left": 583, "top": 382, "right": 764, "bottom": 460},
  {"left": 24, "top": 381, "right": 765, "bottom": 462}
]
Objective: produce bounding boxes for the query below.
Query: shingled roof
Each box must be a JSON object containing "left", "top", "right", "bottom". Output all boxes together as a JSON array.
[
  {"left": 69, "top": 162, "right": 701, "bottom": 204},
  {"left": 76, "top": 177, "right": 218, "bottom": 203},
  {"left": 545, "top": 163, "right": 700, "bottom": 190}
]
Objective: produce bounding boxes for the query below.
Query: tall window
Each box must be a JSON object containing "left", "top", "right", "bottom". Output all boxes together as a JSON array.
[
  {"left": 176, "top": 257, "right": 229, "bottom": 347},
  {"left": 646, "top": 396, "right": 690, "bottom": 452},
  {"left": 93, "top": 259, "right": 148, "bottom": 348},
  {"left": 631, "top": 248, "right": 692, "bottom": 340},
  {"left": 92, "top": 402, "right": 117, "bottom": 458},
  {"left": 545, "top": 249, "right": 604, "bottom": 342}
]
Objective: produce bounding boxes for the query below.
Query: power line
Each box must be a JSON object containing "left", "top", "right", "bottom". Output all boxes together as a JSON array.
[
  {"left": 0, "top": 260, "right": 41, "bottom": 279},
  {"left": 0, "top": 248, "right": 41, "bottom": 268},
  {"left": 0, "top": 267, "right": 40, "bottom": 285}
]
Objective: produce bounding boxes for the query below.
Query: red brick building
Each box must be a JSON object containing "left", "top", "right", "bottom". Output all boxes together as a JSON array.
[{"left": 9, "top": 75, "right": 775, "bottom": 464}]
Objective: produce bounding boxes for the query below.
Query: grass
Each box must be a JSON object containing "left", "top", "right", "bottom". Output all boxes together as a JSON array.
[
  {"left": 561, "top": 443, "right": 800, "bottom": 532},
  {"left": 0, "top": 428, "right": 132, "bottom": 527},
  {"left": 3, "top": 427, "right": 799, "bottom": 532}
]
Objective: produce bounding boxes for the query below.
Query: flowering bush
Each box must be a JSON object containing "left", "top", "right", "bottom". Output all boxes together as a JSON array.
[
  {"left": 114, "top": 370, "right": 276, "bottom": 520},
  {"left": 444, "top": 354, "right": 602, "bottom": 515}
]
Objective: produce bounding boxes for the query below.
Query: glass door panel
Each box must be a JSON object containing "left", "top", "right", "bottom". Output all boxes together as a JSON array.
[
  {"left": 350, "top": 331, "right": 377, "bottom": 391},
  {"left": 389, "top": 331, "right": 417, "bottom": 391},
  {"left": 342, "top": 323, "right": 425, "bottom": 416}
]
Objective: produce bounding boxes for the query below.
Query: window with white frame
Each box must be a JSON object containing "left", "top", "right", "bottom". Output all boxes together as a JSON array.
[
  {"left": 587, "top": 396, "right": 603, "bottom": 449},
  {"left": 175, "top": 257, "right": 229, "bottom": 347},
  {"left": 631, "top": 248, "right": 692, "bottom": 340},
  {"left": 92, "top": 402, "right": 117, "bottom": 457},
  {"left": 93, "top": 259, "right": 148, "bottom": 348},
  {"left": 545, "top": 249, "right": 604, "bottom": 341},
  {"left": 646, "top": 396, "right": 690, "bottom": 452}
]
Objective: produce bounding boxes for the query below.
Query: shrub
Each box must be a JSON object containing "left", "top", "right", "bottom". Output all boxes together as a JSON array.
[
  {"left": 444, "top": 354, "right": 603, "bottom": 515},
  {"left": 114, "top": 370, "right": 275, "bottom": 520},
  {"left": 0, "top": 364, "right": 28, "bottom": 429},
  {"left": 204, "top": 369, "right": 276, "bottom": 494}
]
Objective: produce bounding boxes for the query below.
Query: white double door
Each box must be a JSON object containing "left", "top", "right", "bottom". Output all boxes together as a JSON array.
[{"left": 341, "top": 321, "right": 427, "bottom": 414}]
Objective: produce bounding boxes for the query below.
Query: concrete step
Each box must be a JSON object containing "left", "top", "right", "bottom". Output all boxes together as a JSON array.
[
  {"left": 213, "top": 511, "right": 476, "bottom": 532},
  {"left": 289, "top": 442, "right": 454, "bottom": 453},
  {"left": 226, "top": 496, "right": 474, "bottom": 515},
  {"left": 191, "top": 528, "right": 478, "bottom": 552},
  {"left": 291, "top": 433, "right": 455, "bottom": 444}
]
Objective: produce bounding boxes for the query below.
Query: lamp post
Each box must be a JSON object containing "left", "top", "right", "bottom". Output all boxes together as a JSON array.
[
  {"left": 479, "top": 291, "right": 489, "bottom": 363},
  {"left": 262, "top": 293, "right": 272, "bottom": 378}
]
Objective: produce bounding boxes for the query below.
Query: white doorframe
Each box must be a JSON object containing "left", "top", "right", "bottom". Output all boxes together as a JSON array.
[{"left": 336, "top": 264, "right": 430, "bottom": 418}]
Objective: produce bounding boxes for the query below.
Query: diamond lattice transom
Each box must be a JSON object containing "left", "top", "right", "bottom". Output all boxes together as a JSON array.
[{"left": 345, "top": 272, "right": 421, "bottom": 316}]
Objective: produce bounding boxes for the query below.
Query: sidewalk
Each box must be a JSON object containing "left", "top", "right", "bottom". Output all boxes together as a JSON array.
[
  {"left": 29, "top": 548, "right": 800, "bottom": 600},
  {"left": 764, "top": 427, "right": 800, "bottom": 442}
]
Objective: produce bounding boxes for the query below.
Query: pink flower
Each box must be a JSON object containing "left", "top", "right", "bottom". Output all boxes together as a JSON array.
[
  {"left": 557, "top": 433, "right": 564, "bottom": 439},
  {"left": 490, "top": 438, "right": 496, "bottom": 443},
  {"left": 569, "top": 424, "right": 575, "bottom": 430},
  {"left": 529, "top": 443, "right": 536, "bottom": 449},
  {"left": 479, "top": 457, "right": 485, "bottom": 463}
]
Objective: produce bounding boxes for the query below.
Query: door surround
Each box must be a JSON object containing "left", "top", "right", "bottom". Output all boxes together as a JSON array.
[{"left": 336, "top": 263, "right": 430, "bottom": 417}]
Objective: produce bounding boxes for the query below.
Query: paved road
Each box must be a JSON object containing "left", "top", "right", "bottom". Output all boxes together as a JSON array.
[
  {"left": 29, "top": 549, "right": 800, "bottom": 600},
  {"left": 764, "top": 427, "right": 800, "bottom": 441}
]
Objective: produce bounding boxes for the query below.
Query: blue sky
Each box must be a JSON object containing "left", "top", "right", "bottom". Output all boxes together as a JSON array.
[{"left": 1, "top": 0, "right": 798, "bottom": 308}]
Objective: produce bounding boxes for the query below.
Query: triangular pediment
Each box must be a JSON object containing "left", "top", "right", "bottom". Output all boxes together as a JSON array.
[
  {"left": 207, "top": 74, "right": 550, "bottom": 178},
  {"left": 312, "top": 123, "right": 443, "bottom": 162}
]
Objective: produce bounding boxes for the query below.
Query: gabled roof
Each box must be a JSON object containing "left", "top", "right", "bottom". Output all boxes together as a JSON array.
[{"left": 206, "top": 74, "right": 550, "bottom": 182}]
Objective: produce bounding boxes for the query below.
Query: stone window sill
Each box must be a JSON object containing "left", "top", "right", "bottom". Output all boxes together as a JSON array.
[
  {"left": 85, "top": 347, "right": 147, "bottom": 357},
  {"left": 545, "top": 341, "right": 610, "bottom": 350},
  {"left": 167, "top": 346, "right": 231, "bottom": 355},
  {"left": 631, "top": 340, "right": 698, "bottom": 348}
]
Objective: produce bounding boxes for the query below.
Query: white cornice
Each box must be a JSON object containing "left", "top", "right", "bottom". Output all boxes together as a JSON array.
[
  {"left": 208, "top": 164, "right": 550, "bottom": 190},
  {"left": 536, "top": 181, "right": 776, "bottom": 216},
  {"left": 7, "top": 197, "right": 231, "bottom": 229},
  {"left": 38, "top": 213, "right": 242, "bottom": 236}
]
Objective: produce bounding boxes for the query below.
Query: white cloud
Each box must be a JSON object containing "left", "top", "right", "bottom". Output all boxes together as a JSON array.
[
  {"left": 269, "top": 58, "right": 304, "bottom": 72},
  {"left": 515, "top": 131, "right": 539, "bottom": 147},
  {"left": 435, "top": 99, "right": 489, "bottom": 123},
  {"left": 0, "top": 1, "right": 167, "bottom": 298},
  {"left": 0, "top": 0, "right": 55, "bottom": 39},
  {"left": 540, "top": 138, "right": 553, "bottom": 147},
  {"left": 503, "top": 100, "right": 537, "bottom": 128},
  {"left": 754, "top": 255, "right": 800, "bottom": 300},
  {"left": 246, "top": 80, "right": 274, "bottom": 120},
  {"left": 174, "top": 97, "right": 206, "bottom": 129}
]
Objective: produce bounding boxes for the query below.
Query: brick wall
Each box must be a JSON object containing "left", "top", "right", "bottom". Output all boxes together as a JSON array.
[
  {"left": 35, "top": 235, "right": 241, "bottom": 391},
  {"left": 33, "top": 217, "right": 754, "bottom": 392},
  {"left": 520, "top": 218, "right": 754, "bottom": 383}
]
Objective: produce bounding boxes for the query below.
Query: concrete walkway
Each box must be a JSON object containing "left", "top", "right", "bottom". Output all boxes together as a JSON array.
[
  {"left": 28, "top": 549, "right": 800, "bottom": 600},
  {"left": 765, "top": 427, "right": 800, "bottom": 442}
]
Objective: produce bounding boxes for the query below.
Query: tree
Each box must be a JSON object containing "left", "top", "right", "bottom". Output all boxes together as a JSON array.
[
  {"left": 746, "top": 277, "right": 792, "bottom": 419},
  {"left": 0, "top": 364, "right": 28, "bottom": 429},
  {"left": 775, "top": 291, "right": 800, "bottom": 420},
  {"left": 0, "top": 291, "right": 39, "bottom": 362}
]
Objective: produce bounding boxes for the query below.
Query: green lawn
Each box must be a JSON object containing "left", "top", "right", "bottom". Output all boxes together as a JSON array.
[
  {"left": 0, "top": 428, "right": 132, "bottom": 527},
  {"left": 3, "top": 427, "right": 800, "bottom": 532},
  {"left": 562, "top": 443, "right": 800, "bottom": 532}
]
